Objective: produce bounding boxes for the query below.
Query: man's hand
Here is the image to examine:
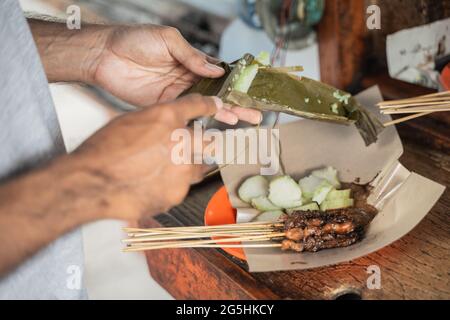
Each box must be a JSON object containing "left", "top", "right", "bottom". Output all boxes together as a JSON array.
[
  {"left": 72, "top": 94, "right": 218, "bottom": 220},
  {"left": 0, "top": 94, "right": 218, "bottom": 274},
  {"left": 29, "top": 20, "right": 262, "bottom": 125},
  {"left": 94, "top": 25, "right": 224, "bottom": 105}
]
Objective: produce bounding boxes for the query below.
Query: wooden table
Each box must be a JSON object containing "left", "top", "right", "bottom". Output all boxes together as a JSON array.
[{"left": 140, "top": 103, "right": 450, "bottom": 300}]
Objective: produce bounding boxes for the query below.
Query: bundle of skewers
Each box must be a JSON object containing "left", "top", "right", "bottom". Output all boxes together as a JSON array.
[
  {"left": 122, "top": 222, "right": 285, "bottom": 252},
  {"left": 123, "top": 206, "right": 376, "bottom": 253},
  {"left": 379, "top": 91, "right": 450, "bottom": 126},
  {"left": 123, "top": 168, "right": 380, "bottom": 254}
]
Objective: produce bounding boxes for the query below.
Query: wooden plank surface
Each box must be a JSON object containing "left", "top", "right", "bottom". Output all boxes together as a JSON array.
[{"left": 317, "top": 0, "right": 367, "bottom": 89}]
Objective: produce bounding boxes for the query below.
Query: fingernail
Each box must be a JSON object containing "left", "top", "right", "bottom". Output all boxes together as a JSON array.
[
  {"left": 205, "top": 63, "right": 225, "bottom": 73},
  {"left": 211, "top": 96, "right": 223, "bottom": 110}
]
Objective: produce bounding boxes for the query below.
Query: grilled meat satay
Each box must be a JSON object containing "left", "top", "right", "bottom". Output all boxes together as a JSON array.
[{"left": 279, "top": 205, "right": 377, "bottom": 252}]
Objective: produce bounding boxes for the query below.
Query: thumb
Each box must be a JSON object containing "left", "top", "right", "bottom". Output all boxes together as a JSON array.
[{"left": 163, "top": 28, "right": 225, "bottom": 78}]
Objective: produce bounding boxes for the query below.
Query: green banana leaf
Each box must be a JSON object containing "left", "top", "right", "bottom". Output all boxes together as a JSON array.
[{"left": 182, "top": 53, "right": 384, "bottom": 146}]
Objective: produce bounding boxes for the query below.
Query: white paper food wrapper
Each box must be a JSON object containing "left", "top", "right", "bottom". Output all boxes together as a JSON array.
[{"left": 220, "top": 86, "right": 445, "bottom": 272}]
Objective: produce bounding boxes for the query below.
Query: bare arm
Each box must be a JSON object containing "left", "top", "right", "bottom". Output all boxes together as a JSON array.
[
  {"left": 27, "top": 18, "right": 109, "bottom": 83},
  {"left": 0, "top": 154, "right": 106, "bottom": 274},
  {"left": 0, "top": 94, "right": 219, "bottom": 275},
  {"left": 27, "top": 18, "right": 262, "bottom": 125}
]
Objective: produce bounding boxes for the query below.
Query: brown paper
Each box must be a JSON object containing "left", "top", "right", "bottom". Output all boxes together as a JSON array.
[{"left": 220, "top": 86, "right": 445, "bottom": 272}]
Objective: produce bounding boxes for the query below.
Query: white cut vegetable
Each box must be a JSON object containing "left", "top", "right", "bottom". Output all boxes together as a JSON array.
[
  {"left": 298, "top": 175, "right": 323, "bottom": 200},
  {"left": 251, "top": 196, "right": 281, "bottom": 211},
  {"left": 268, "top": 176, "right": 303, "bottom": 208},
  {"left": 286, "top": 202, "right": 319, "bottom": 214},
  {"left": 253, "top": 210, "right": 284, "bottom": 222},
  {"left": 255, "top": 51, "right": 270, "bottom": 65},
  {"left": 312, "top": 181, "right": 334, "bottom": 205},
  {"left": 238, "top": 175, "right": 269, "bottom": 203},
  {"left": 311, "top": 166, "right": 341, "bottom": 188},
  {"left": 233, "top": 64, "right": 259, "bottom": 93},
  {"left": 283, "top": 200, "right": 304, "bottom": 209},
  {"left": 326, "top": 189, "right": 351, "bottom": 201},
  {"left": 320, "top": 198, "right": 354, "bottom": 211}
]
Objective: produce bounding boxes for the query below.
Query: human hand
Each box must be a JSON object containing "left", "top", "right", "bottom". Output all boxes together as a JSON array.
[
  {"left": 71, "top": 94, "right": 219, "bottom": 220},
  {"left": 92, "top": 25, "right": 262, "bottom": 125},
  {"left": 30, "top": 20, "right": 262, "bottom": 125}
]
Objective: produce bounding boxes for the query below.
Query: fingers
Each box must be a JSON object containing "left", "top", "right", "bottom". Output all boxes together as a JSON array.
[
  {"left": 225, "top": 104, "right": 263, "bottom": 125},
  {"left": 163, "top": 27, "right": 225, "bottom": 78},
  {"left": 214, "top": 103, "right": 262, "bottom": 125},
  {"left": 163, "top": 95, "right": 262, "bottom": 126},
  {"left": 214, "top": 108, "right": 239, "bottom": 125},
  {"left": 168, "top": 94, "right": 221, "bottom": 123},
  {"left": 169, "top": 95, "right": 262, "bottom": 126}
]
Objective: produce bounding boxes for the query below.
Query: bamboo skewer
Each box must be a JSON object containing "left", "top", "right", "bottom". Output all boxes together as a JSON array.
[
  {"left": 122, "top": 232, "right": 286, "bottom": 252},
  {"left": 379, "top": 100, "right": 450, "bottom": 109},
  {"left": 126, "top": 236, "right": 279, "bottom": 247},
  {"left": 126, "top": 223, "right": 280, "bottom": 231},
  {"left": 260, "top": 66, "right": 304, "bottom": 73},
  {"left": 383, "top": 109, "right": 448, "bottom": 115},
  {"left": 378, "top": 91, "right": 449, "bottom": 126},
  {"left": 128, "top": 229, "right": 277, "bottom": 238},
  {"left": 126, "top": 228, "right": 279, "bottom": 238},
  {"left": 123, "top": 231, "right": 281, "bottom": 243},
  {"left": 123, "top": 221, "right": 280, "bottom": 233},
  {"left": 124, "top": 224, "right": 282, "bottom": 238},
  {"left": 126, "top": 225, "right": 277, "bottom": 235},
  {"left": 126, "top": 238, "right": 278, "bottom": 250},
  {"left": 383, "top": 112, "right": 433, "bottom": 127},
  {"left": 122, "top": 221, "right": 286, "bottom": 252},
  {"left": 377, "top": 91, "right": 450, "bottom": 106},
  {"left": 381, "top": 105, "right": 450, "bottom": 114},
  {"left": 130, "top": 232, "right": 286, "bottom": 245},
  {"left": 124, "top": 243, "right": 282, "bottom": 252},
  {"left": 127, "top": 236, "right": 278, "bottom": 245}
]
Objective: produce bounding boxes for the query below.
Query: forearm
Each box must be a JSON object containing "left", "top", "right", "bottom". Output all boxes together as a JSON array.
[
  {"left": 27, "top": 18, "right": 111, "bottom": 83},
  {"left": 0, "top": 154, "right": 107, "bottom": 275}
]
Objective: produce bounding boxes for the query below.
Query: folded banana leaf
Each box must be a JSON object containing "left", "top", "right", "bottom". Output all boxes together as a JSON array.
[{"left": 182, "top": 53, "right": 384, "bottom": 146}]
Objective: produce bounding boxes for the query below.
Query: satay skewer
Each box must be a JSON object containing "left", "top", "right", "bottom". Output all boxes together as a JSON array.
[
  {"left": 123, "top": 231, "right": 280, "bottom": 243},
  {"left": 122, "top": 232, "right": 286, "bottom": 252},
  {"left": 124, "top": 243, "right": 282, "bottom": 252},
  {"left": 123, "top": 221, "right": 280, "bottom": 233},
  {"left": 383, "top": 112, "right": 433, "bottom": 126},
  {"left": 379, "top": 91, "right": 450, "bottom": 126}
]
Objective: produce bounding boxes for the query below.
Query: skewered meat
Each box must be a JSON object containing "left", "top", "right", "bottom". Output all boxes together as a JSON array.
[{"left": 278, "top": 183, "right": 378, "bottom": 252}]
